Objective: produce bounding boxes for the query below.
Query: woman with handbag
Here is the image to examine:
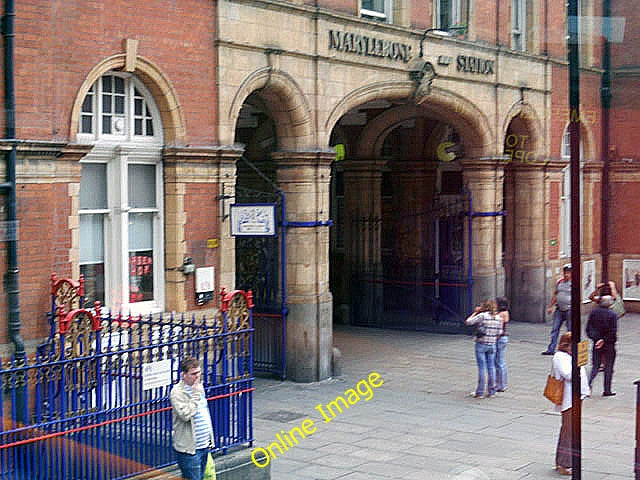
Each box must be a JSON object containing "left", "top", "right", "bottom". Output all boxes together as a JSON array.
[{"left": 551, "top": 332, "right": 591, "bottom": 475}]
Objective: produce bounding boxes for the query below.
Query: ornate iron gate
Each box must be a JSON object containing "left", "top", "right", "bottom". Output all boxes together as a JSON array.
[
  {"left": 234, "top": 186, "right": 285, "bottom": 378},
  {"left": 0, "top": 287, "right": 254, "bottom": 480},
  {"left": 351, "top": 189, "right": 472, "bottom": 332}
]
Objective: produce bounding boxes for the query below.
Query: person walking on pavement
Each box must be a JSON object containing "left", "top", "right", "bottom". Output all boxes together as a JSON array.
[
  {"left": 586, "top": 291, "right": 618, "bottom": 396},
  {"left": 552, "top": 332, "right": 591, "bottom": 476},
  {"left": 542, "top": 264, "right": 572, "bottom": 355},
  {"left": 170, "top": 357, "right": 215, "bottom": 480},
  {"left": 465, "top": 299, "right": 503, "bottom": 398},
  {"left": 495, "top": 296, "right": 510, "bottom": 392}
]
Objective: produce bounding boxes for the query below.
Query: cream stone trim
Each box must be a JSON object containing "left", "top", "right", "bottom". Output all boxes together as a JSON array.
[
  {"left": 228, "top": 68, "right": 314, "bottom": 150},
  {"left": 69, "top": 54, "right": 185, "bottom": 145},
  {"left": 502, "top": 101, "right": 545, "bottom": 157},
  {"left": 337, "top": 85, "right": 493, "bottom": 158}
]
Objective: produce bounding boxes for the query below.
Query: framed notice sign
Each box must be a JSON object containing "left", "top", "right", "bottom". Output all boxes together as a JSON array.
[
  {"left": 582, "top": 260, "right": 596, "bottom": 303},
  {"left": 230, "top": 203, "right": 277, "bottom": 236},
  {"left": 623, "top": 259, "right": 640, "bottom": 300}
]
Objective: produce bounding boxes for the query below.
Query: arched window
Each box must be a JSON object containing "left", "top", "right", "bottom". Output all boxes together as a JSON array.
[
  {"left": 78, "top": 73, "right": 164, "bottom": 314},
  {"left": 560, "top": 128, "right": 583, "bottom": 257}
]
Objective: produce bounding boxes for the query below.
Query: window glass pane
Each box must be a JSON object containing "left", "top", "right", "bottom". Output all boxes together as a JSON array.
[
  {"left": 135, "top": 98, "right": 143, "bottom": 116},
  {"left": 80, "top": 163, "right": 108, "bottom": 209},
  {"left": 135, "top": 118, "right": 143, "bottom": 135},
  {"left": 115, "top": 95, "right": 125, "bottom": 115},
  {"left": 129, "top": 212, "right": 153, "bottom": 251},
  {"left": 146, "top": 119, "right": 154, "bottom": 136},
  {"left": 128, "top": 250, "right": 153, "bottom": 303},
  {"left": 80, "top": 214, "right": 105, "bottom": 262},
  {"left": 102, "top": 95, "right": 112, "bottom": 114},
  {"left": 114, "top": 76, "right": 125, "bottom": 94},
  {"left": 102, "top": 116, "right": 111, "bottom": 134},
  {"left": 80, "top": 263, "right": 105, "bottom": 306},
  {"left": 82, "top": 94, "right": 93, "bottom": 113},
  {"left": 362, "top": 0, "right": 384, "bottom": 12},
  {"left": 128, "top": 214, "right": 154, "bottom": 303},
  {"left": 128, "top": 165, "right": 156, "bottom": 208},
  {"left": 102, "top": 76, "right": 112, "bottom": 93},
  {"left": 81, "top": 116, "right": 93, "bottom": 134}
]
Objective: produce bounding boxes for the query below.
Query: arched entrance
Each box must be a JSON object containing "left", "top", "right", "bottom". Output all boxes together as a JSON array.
[
  {"left": 329, "top": 97, "right": 488, "bottom": 331},
  {"left": 231, "top": 71, "right": 333, "bottom": 382},
  {"left": 502, "top": 108, "right": 546, "bottom": 322},
  {"left": 233, "top": 92, "right": 284, "bottom": 377}
]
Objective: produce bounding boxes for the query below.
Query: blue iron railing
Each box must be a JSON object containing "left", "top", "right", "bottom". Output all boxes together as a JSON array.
[{"left": 0, "top": 289, "right": 254, "bottom": 480}]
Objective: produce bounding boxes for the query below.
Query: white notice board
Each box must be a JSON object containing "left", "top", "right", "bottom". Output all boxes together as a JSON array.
[{"left": 142, "top": 359, "right": 172, "bottom": 391}]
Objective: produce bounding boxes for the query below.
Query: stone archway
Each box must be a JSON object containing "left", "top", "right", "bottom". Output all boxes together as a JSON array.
[
  {"left": 70, "top": 54, "right": 186, "bottom": 145},
  {"left": 227, "top": 68, "right": 315, "bottom": 150},
  {"left": 502, "top": 105, "right": 547, "bottom": 322}
]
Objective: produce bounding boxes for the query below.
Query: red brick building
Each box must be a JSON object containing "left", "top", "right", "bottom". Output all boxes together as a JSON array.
[{"left": 0, "top": 0, "right": 637, "bottom": 380}]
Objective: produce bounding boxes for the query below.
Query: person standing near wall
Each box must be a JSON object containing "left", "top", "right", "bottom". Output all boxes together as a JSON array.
[
  {"left": 551, "top": 332, "right": 591, "bottom": 475},
  {"left": 170, "top": 357, "right": 215, "bottom": 480},
  {"left": 542, "top": 264, "right": 572, "bottom": 355},
  {"left": 495, "top": 296, "right": 510, "bottom": 392},
  {"left": 465, "top": 299, "right": 502, "bottom": 398},
  {"left": 586, "top": 292, "right": 618, "bottom": 397}
]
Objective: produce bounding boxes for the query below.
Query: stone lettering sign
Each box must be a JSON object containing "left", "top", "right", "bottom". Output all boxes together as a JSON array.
[
  {"left": 328, "top": 30, "right": 412, "bottom": 63},
  {"left": 456, "top": 55, "right": 494, "bottom": 74}
]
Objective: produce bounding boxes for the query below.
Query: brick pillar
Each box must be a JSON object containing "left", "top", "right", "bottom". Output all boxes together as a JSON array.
[
  {"left": 343, "top": 159, "right": 385, "bottom": 325},
  {"left": 273, "top": 151, "right": 333, "bottom": 382},
  {"left": 462, "top": 159, "right": 505, "bottom": 305}
]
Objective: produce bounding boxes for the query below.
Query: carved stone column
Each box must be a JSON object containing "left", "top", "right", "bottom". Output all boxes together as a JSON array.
[
  {"left": 505, "top": 162, "right": 546, "bottom": 322},
  {"left": 462, "top": 159, "right": 505, "bottom": 305},
  {"left": 163, "top": 146, "right": 241, "bottom": 312},
  {"left": 343, "top": 159, "right": 386, "bottom": 325},
  {"left": 273, "top": 151, "right": 333, "bottom": 382}
]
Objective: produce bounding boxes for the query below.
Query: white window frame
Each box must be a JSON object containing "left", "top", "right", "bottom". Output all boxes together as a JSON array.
[
  {"left": 512, "top": 0, "right": 526, "bottom": 52},
  {"left": 78, "top": 74, "right": 164, "bottom": 316},
  {"left": 436, "top": 0, "right": 463, "bottom": 29},
  {"left": 559, "top": 128, "right": 584, "bottom": 257},
  {"left": 361, "top": 0, "right": 393, "bottom": 23}
]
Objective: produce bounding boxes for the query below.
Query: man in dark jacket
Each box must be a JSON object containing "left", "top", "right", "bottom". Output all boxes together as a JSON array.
[{"left": 586, "top": 295, "right": 618, "bottom": 396}]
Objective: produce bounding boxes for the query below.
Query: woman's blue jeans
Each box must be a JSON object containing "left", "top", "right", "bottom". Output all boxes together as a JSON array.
[
  {"left": 474, "top": 342, "right": 496, "bottom": 396},
  {"left": 495, "top": 335, "right": 508, "bottom": 391}
]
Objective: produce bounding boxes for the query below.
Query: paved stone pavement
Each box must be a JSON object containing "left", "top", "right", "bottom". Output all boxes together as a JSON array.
[{"left": 252, "top": 312, "right": 640, "bottom": 479}]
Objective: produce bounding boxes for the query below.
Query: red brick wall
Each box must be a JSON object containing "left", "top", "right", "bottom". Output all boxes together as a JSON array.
[
  {"left": 184, "top": 183, "right": 220, "bottom": 310},
  {"left": 550, "top": 67, "right": 602, "bottom": 161},
  {"left": 314, "top": 0, "right": 358, "bottom": 15},
  {"left": 473, "top": 0, "right": 497, "bottom": 45},
  {"left": 17, "top": 182, "right": 73, "bottom": 342},
  {"left": 609, "top": 181, "right": 640, "bottom": 254},
  {"left": 9, "top": 0, "right": 216, "bottom": 145}
]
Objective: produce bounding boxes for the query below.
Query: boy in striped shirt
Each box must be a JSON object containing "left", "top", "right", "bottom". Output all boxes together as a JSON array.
[{"left": 170, "top": 357, "right": 215, "bottom": 480}]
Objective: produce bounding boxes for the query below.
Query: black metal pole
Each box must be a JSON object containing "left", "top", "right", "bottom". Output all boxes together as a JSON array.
[
  {"left": 600, "top": 0, "right": 611, "bottom": 282},
  {"left": 568, "top": 1, "right": 582, "bottom": 478},
  {"left": 3, "top": 0, "right": 25, "bottom": 425}
]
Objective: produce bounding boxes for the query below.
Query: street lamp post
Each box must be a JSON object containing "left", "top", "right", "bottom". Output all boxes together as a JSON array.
[
  {"left": 419, "top": 25, "right": 467, "bottom": 58},
  {"left": 568, "top": 0, "right": 582, "bottom": 478}
]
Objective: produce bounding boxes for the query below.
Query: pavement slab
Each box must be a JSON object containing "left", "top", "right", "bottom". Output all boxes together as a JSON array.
[{"left": 252, "top": 313, "right": 640, "bottom": 479}]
